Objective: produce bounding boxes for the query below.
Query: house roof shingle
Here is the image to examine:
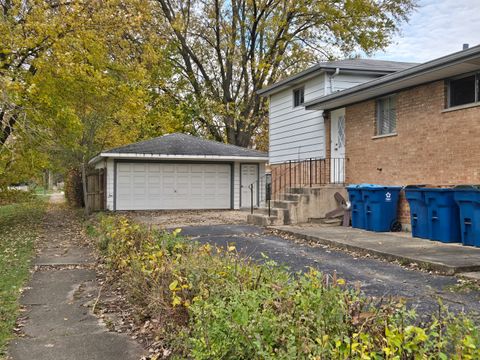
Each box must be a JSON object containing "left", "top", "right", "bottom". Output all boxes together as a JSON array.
[
  {"left": 312, "top": 58, "right": 418, "bottom": 72},
  {"left": 257, "top": 59, "right": 418, "bottom": 96},
  {"left": 103, "top": 133, "right": 268, "bottom": 158}
]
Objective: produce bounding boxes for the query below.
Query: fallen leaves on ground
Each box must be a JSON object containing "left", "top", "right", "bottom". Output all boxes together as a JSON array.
[
  {"left": 127, "top": 209, "right": 248, "bottom": 228},
  {"left": 0, "top": 200, "right": 46, "bottom": 354}
]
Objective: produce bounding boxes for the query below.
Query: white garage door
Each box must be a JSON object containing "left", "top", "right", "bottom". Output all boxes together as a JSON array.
[{"left": 116, "top": 162, "right": 231, "bottom": 210}]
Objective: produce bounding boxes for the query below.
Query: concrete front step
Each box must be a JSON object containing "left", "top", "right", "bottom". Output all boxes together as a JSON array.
[
  {"left": 247, "top": 185, "right": 347, "bottom": 227},
  {"left": 247, "top": 206, "right": 292, "bottom": 225},
  {"left": 309, "top": 217, "right": 343, "bottom": 226},
  {"left": 247, "top": 213, "right": 279, "bottom": 226},
  {"left": 271, "top": 200, "right": 297, "bottom": 209},
  {"left": 254, "top": 207, "right": 288, "bottom": 217},
  {"left": 280, "top": 193, "right": 302, "bottom": 202}
]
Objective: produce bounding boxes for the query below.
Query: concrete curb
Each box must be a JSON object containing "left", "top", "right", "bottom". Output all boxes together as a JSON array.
[{"left": 272, "top": 228, "right": 480, "bottom": 276}]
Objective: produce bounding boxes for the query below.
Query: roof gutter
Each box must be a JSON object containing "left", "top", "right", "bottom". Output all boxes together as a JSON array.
[
  {"left": 257, "top": 67, "right": 396, "bottom": 97},
  {"left": 304, "top": 45, "right": 480, "bottom": 110},
  {"left": 91, "top": 152, "right": 269, "bottom": 163}
]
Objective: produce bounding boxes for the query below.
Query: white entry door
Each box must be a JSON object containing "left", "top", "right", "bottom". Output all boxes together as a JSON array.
[
  {"left": 240, "top": 164, "right": 258, "bottom": 208},
  {"left": 115, "top": 162, "right": 231, "bottom": 210},
  {"left": 330, "top": 108, "right": 346, "bottom": 183}
]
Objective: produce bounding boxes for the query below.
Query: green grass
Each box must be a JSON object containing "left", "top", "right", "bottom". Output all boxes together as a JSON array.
[
  {"left": 33, "top": 186, "right": 54, "bottom": 196},
  {"left": 0, "top": 199, "right": 46, "bottom": 356}
]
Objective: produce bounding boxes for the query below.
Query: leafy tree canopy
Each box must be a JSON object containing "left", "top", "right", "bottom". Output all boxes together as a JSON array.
[
  {"left": 152, "top": 0, "right": 416, "bottom": 147},
  {"left": 0, "top": 0, "right": 188, "bottom": 186},
  {"left": 0, "top": 0, "right": 416, "bottom": 187}
]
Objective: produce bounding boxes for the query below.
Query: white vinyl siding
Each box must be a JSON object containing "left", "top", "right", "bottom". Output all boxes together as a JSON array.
[
  {"left": 106, "top": 159, "right": 114, "bottom": 210},
  {"left": 233, "top": 162, "right": 240, "bottom": 209},
  {"left": 269, "top": 72, "right": 383, "bottom": 164},
  {"left": 332, "top": 74, "right": 383, "bottom": 92},
  {"left": 269, "top": 75, "right": 326, "bottom": 164}
]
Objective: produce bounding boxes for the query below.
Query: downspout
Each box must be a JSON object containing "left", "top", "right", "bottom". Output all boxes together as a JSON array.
[{"left": 329, "top": 67, "right": 340, "bottom": 93}]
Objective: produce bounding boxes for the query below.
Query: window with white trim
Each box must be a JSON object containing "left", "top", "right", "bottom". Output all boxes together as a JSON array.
[
  {"left": 376, "top": 95, "right": 397, "bottom": 136},
  {"left": 448, "top": 73, "right": 479, "bottom": 107},
  {"left": 293, "top": 87, "right": 304, "bottom": 107}
]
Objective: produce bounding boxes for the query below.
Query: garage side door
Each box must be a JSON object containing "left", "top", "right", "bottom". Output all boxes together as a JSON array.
[{"left": 116, "top": 162, "right": 231, "bottom": 210}]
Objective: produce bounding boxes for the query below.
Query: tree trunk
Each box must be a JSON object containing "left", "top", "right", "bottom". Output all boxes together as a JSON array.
[
  {"left": 81, "top": 161, "right": 89, "bottom": 216},
  {"left": 235, "top": 130, "right": 252, "bottom": 148},
  {"left": 48, "top": 169, "right": 54, "bottom": 190},
  {"left": 43, "top": 170, "right": 48, "bottom": 195}
]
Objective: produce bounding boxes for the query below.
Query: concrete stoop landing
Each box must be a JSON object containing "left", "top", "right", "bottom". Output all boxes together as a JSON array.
[
  {"left": 273, "top": 225, "right": 480, "bottom": 276},
  {"left": 247, "top": 186, "right": 346, "bottom": 226}
]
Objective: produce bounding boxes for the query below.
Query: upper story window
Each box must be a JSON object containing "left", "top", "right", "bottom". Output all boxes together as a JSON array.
[
  {"left": 376, "top": 95, "right": 397, "bottom": 136},
  {"left": 448, "top": 73, "right": 479, "bottom": 107},
  {"left": 293, "top": 87, "right": 304, "bottom": 107}
]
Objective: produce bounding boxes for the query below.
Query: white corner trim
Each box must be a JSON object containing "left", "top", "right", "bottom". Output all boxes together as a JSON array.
[{"left": 97, "top": 152, "right": 269, "bottom": 162}]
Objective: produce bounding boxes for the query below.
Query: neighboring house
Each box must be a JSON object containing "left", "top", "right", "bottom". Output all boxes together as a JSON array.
[
  {"left": 303, "top": 44, "right": 480, "bottom": 226},
  {"left": 89, "top": 133, "right": 268, "bottom": 211}
]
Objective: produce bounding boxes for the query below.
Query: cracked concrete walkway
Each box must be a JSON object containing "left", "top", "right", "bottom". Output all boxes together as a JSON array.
[{"left": 7, "top": 194, "right": 144, "bottom": 360}]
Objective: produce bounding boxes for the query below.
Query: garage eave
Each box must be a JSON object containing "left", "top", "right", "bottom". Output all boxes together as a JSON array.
[
  {"left": 88, "top": 155, "right": 103, "bottom": 165},
  {"left": 99, "top": 152, "right": 269, "bottom": 162}
]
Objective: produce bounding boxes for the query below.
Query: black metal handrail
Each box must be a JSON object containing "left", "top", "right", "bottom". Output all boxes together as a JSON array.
[{"left": 248, "top": 157, "right": 346, "bottom": 215}]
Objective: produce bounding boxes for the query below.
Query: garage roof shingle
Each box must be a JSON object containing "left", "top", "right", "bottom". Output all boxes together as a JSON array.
[{"left": 104, "top": 133, "right": 267, "bottom": 158}]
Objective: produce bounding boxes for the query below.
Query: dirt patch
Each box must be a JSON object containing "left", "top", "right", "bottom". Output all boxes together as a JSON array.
[{"left": 126, "top": 209, "right": 249, "bottom": 228}]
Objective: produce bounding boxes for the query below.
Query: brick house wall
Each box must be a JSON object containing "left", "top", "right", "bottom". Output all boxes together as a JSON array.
[{"left": 341, "top": 80, "right": 480, "bottom": 225}]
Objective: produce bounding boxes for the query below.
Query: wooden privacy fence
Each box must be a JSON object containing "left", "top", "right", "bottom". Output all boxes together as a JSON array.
[{"left": 86, "top": 169, "right": 106, "bottom": 211}]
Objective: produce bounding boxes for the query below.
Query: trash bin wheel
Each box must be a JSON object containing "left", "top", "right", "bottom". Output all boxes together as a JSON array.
[{"left": 390, "top": 220, "right": 402, "bottom": 232}]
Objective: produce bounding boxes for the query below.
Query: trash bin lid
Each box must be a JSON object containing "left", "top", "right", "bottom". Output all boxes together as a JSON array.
[
  {"left": 423, "top": 187, "right": 455, "bottom": 192},
  {"left": 454, "top": 185, "right": 480, "bottom": 191},
  {"left": 405, "top": 184, "right": 427, "bottom": 189},
  {"left": 356, "top": 183, "right": 382, "bottom": 189},
  {"left": 362, "top": 184, "right": 402, "bottom": 190},
  {"left": 404, "top": 185, "right": 428, "bottom": 194},
  {"left": 346, "top": 183, "right": 374, "bottom": 189}
]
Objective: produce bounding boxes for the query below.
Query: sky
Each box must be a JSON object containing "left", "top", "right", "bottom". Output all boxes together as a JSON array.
[{"left": 371, "top": 0, "right": 480, "bottom": 63}]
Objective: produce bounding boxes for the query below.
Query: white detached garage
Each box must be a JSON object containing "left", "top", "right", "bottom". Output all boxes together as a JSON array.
[{"left": 89, "top": 133, "right": 268, "bottom": 211}]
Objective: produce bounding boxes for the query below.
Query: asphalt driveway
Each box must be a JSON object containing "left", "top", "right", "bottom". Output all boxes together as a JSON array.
[{"left": 178, "top": 224, "right": 480, "bottom": 318}]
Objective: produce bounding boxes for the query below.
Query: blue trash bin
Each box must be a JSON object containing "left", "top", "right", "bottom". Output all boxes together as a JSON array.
[
  {"left": 362, "top": 185, "right": 402, "bottom": 232},
  {"left": 404, "top": 186, "right": 429, "bottom": 239},
  {"left": 424, "top": 189, "right": 461, "bottom": 243},
  {"left": 454, "top": 186, "right": 480, "bottom": 247},
  {"left": 347, "top": 185, "right": 366, "bottom": 229}
]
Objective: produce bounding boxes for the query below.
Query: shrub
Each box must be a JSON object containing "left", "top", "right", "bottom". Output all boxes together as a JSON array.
[
  {"left": 0, "top": 189, "right": 36, "bottom": 206},
  {"left": 93, "top": 216, "right": 480, "bottom": 359},
  {"left": 64, "top": 168, "right": 83, "bottom": 207}
]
